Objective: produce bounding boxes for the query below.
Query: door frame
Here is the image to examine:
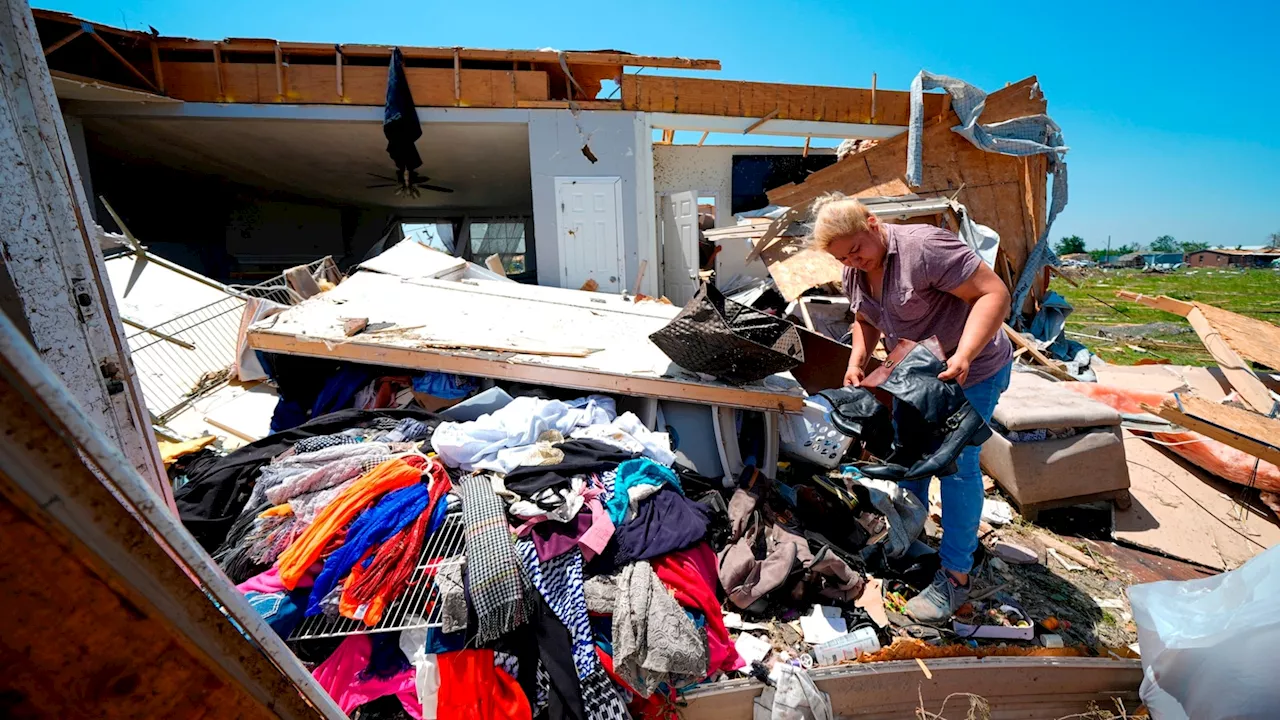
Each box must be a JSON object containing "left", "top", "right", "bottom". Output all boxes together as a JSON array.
[{"left": 553, "top": 176, "right": 626, "bottom": 291}]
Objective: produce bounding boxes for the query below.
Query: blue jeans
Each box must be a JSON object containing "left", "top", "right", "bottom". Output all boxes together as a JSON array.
[{"left": 899, "top": 362, "right": 1011, "bottom": 575}]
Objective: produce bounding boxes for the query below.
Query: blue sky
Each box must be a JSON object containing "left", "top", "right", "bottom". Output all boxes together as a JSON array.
[{"left": 44, "top": 0, "right": 1280, "bottom": 250}]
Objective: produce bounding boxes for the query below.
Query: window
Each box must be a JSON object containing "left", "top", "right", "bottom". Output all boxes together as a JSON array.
[
  {"left": 400, "top": 221, "right": 456, "bottom": 254},
  {"left": 731, "top": 155, "right": 837, "bottom": 214},
  {"left": 468, "top": 218, "right": 532, "bottom": 277}
]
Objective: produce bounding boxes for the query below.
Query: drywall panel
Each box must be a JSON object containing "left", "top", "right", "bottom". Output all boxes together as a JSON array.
[
  {"left": 529, "top": 110, "right": 655, "bottom": 294},
  {"left": 653, "top": 144, "right": 834, "bottom": 227}
]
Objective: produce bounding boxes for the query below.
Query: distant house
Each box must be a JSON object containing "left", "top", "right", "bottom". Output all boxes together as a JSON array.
[
  {"left": 1186, "top": 248, "right": 1280, "bottom": 268},
  {"left": 1105, "top": 252, "right": 1145, "bottom": 268},
  {"left": 1142, "top": 252, "right": 1185, "bottom": 266}
]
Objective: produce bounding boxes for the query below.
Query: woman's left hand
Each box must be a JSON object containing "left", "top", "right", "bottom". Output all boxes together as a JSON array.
[{"left": 938, "top": 354, "right": 971, "bottom": 384}]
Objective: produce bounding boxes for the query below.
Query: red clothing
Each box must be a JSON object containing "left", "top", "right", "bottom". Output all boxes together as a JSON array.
[
  {"left": 436, "top": 650, "right": 532, "bottom": 720},
  {"left": 651, "top": 543, "right": 744, "bottom": 674}
]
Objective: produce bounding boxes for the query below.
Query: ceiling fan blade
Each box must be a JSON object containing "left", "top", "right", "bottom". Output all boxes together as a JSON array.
[
  {"left": 100, "top": 196, "right": 146, "bottom": 255},
  {"left": 367, "top": 172, "right": 398, "bottom": 182},
  {"left": 420, "top": 184, "right": 454, "bottom": 193},
  {"left": 124, "top": 254, "right": 148, "bottom": 297},
  {"left": 366, "top": 183, "right": 398, "bottom": 189}
]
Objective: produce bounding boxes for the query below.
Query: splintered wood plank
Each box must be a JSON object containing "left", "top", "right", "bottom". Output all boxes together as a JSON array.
[
  {"left": 1115, "top": 291, "right": 1193, "bottom": 316},
  {"left": 1144, "top": 395, "right": 1280, "bottom": 468},
  {"left": 1193, "top": 302, "right": 1280, "bottom": 373},
  {"left": 1185, "top": 307, "right": 1275, "bottom": 413}
]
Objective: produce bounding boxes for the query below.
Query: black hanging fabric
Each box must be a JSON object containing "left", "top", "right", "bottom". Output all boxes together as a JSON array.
[{"left": 383, "top": 47, "right": 422, "bottom": 177}]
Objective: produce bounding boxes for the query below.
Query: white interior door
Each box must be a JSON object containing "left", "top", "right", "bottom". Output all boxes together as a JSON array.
[
  {"left": 661, "top": 190, "right": 699, "bottom": 305},
  {"left": 555, "top": 177, "right": 624, "bottom": 292}
]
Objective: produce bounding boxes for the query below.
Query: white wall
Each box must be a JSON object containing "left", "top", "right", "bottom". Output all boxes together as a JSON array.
[
  {"left": 653, "top": 144, "right": 835, "bottom": 228},
  {"left": 528, "top": 110, "right": 656, "bottom": 295}
]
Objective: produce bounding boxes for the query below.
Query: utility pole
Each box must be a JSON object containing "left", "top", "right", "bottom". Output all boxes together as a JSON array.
[{"left": 1106, "top": 235, "right": 1111, "bottom": 263}]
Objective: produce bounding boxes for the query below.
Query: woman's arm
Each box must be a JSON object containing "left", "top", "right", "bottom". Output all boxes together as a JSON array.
[
  {"left": 845, "top": 314, "right": 882, "bottom": 386},
  {"left": 938, "top": 263, "right": 1011, "bottom": 384}
]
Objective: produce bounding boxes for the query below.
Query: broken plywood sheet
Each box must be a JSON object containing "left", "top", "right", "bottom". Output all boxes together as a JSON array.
[
  {"left": 1193, "top": 301, "right": 1280, "bottom": 373},
  {"left": 1115, "top": 430, "right": 1280, "bottom": 570},
  {"left": 757, "top": 235, "right": 844, "bottom": 302},
  {"left": 1093, "top": 363, "right": 1232, "bottom": 400},
  {"left": 248, "top": 273, "right": 804, "bottom": 412}
]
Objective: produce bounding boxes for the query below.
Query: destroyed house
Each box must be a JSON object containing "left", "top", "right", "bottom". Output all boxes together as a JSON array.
[{"left": 33, "top": 8, "right": 1057, "bottom": 314}]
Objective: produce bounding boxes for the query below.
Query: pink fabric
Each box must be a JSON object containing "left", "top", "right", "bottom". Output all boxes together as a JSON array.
[
  {"left": 312, "top": 634, "right": 422, "bottom": 719},
  {"left": 236, "top": 561, "right": 320, "bottom": 595},
  {"left": 652, "top": 543, "right": 744, "bottom": 674},
  {"left": 513, "top": 486, "right": 613, "bottom": 561}
]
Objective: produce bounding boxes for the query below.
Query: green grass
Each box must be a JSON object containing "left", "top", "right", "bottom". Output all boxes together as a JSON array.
[{"left": 1054, "top": 268, "right": 1280, "bottom": 366}]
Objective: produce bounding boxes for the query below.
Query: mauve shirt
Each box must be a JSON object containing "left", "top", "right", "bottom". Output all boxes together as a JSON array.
[{"left": 842, "top": 223, "right": 1013, "bottom": 388}]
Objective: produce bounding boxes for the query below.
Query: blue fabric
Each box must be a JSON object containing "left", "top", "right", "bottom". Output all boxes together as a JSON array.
[
  {"left": 900, "top": 362, "right": 1011, "bottom": 574},
  {"left": 606, "top": 458, "right": 682, "bottom": 526},
  {"left": 425, "top": 627, "right": 465, "bottom": 654},
  {"left": 312, "top": 365, "right": 377, "bottom": 418},
  {"left": 412, "top": 371, "right": 478, "bottom": 400},
  {"left": 306, "top": 482, "right": 432, "bottom": 615},
  {"left": 376, "top": 417, "right": 434, "bottom": 443},
  {"left": 244, "top": 590, "right": 305, "bottom": 638}
]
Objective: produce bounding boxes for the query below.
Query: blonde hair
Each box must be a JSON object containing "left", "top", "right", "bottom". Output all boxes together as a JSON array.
[{"left": 806, "top": 193, "right": 874, "bottom": 251}]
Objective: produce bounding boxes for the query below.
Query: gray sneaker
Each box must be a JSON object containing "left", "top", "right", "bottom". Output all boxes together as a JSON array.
[{"left": 904, "top": 570, "right": 970, "bottom": 624}]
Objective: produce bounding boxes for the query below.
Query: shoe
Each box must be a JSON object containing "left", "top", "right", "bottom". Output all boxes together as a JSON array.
[{"left": 903, "top": 569, "right": 970, "bottom": 624}]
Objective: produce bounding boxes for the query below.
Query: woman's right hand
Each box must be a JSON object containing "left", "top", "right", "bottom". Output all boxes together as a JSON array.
[{"left": 843, "top": 365, "right": 865, "bottom": 387}]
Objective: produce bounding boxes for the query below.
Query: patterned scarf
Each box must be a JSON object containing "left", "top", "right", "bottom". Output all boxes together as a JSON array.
[
  {"left": 517, "top": 541, "right": 630, "bottom": 720},
  {"left": 458, "top": 473, "right": 531, "bottom": 642}
]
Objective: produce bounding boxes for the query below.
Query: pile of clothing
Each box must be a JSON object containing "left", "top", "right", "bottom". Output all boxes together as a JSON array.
[{"left": 190, "top": 376, "right": 882, "bottom": 720}]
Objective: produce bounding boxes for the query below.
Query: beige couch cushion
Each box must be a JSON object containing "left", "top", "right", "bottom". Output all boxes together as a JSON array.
[{"left": 991, "top": 372, "right": 1121, "bottom": 432}]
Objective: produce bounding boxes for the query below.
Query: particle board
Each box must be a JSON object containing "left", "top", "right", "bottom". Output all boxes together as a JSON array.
[
  {"left": 1114, "top": 429, "right": 1280, "bottom": 570},
  {"left": 1193, "top": 301, "right": 1280, "bottom": 372},
  {"left": 246, "top": 273, "right": 804, "bottom": 412}
]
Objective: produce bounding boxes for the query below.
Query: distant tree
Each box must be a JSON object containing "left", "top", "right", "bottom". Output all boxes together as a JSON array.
[
  {"left": 1088, "top": 244, "right": 1135, "bottom": 263},
  {"left": 1269, "top": 231, "right": 1280, "bottom": 248},
  {"left": 1179, "top": 241, "right": 1209, "bottom": 253},
  {"left": 1054, "top": 235, "right": 1086, "bottom": 255},
  {"left": 1150, "top": 235, "right": 1179, "bottom": 253}
]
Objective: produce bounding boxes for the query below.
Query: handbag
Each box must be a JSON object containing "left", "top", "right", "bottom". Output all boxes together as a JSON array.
[{"left": 650, "top": 281, "right": 804, "bottom": 385}]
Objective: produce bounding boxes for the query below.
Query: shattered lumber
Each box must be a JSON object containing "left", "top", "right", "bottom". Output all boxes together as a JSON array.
[
  {"left": 1143, "top": 395, "right": 1280, "bottom": 469},
  {"left": 1002, "top": 325, "right": 1075, "bottom": 382},
  {"left": 1116, "top": 291, "right": 1277, "bottom": 413}
]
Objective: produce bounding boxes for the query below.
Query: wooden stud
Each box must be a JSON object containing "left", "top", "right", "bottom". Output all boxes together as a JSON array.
[
  {"left": 511, "top": 60, "right": 518, "bottom": 101},
  {"left": 273, "top": 43, "right": 284, "bottom": 100},
  {"left": 335, "top": 45, "right": 343, "bottom": 99},
  {"left": 742, "top": 107, "right": 780, "bottom": 134},
  {"left": 88, "top": 30, "right": 158, "bottom": 91},
  {"left": 43, "top": 27, "right": 84, "bottom": 56},
  {"left": 940, "top": 93, "right": 952, "bottom": 122},
  {"left": 452, "top": 47, "right": 461, "bottom": 105},
  {"left": 1002, "top": 324, "right": 1075, "bottom": 381},
  {"left": 212, "top": 43, "right": 224, "bottom": 100},
  {"left": 1115, "top": 291, "right": 1192, "bottom": 317},
  {"left": 1185, "top": 307, "right": 1275, "bottom": 414},
  {"left": 802, "top": 136, "right": 811, "bottom": 157},
  {"left": 632, "top": 259, "right": 648, "bottom": 295},
  {"left": 697, "top": 131, "right": 709, "bottom": 146},
  {"left": 870, "top": 72, "right": 877, "bottom": 122},
  {"left": 149, "top": 40, "right": 164, "bottom": 92}
]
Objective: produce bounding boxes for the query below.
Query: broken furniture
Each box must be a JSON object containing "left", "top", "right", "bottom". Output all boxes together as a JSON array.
[{"left": 980, "top": 373, "right": 1130, "bottom": 521}]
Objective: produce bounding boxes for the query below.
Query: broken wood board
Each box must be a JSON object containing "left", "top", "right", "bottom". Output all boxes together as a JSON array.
[
  {"left": 1002, "top": 325, "right": 1076, "bottom": 381},
  {"left": 1093, "top": 363, "right": 1232, "bottom": 400},
  {"left": 1115, "top": 429, "right": 1280, "bottom": 570},
  {"left": 1185, "top": 307, "right": 1275, "bottom": 413},
  {"left": 247, "top": 273, "right": 804, "bottom": 412},
  {"left": 678, "top": 657, "right": 1140, "bottom": 720},
  {"left": 1192, "top": 301, "right": 1280, "bottom": 373},
  {"left": 1144, "top": 395, "right": 1280, "bottom": 469},
  {"left": 755, "top": 234, "right": 845, "bottom": 302}
]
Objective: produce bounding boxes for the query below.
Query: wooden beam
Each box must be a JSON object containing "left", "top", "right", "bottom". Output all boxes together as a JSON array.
[
  {"left": 1115, "top": 291, "right": 1192, "bottom": 316},
  {"left": 743, "top": 107, "right": 780, "bottom": 134},
  {"left": 621, "top": 74, "right": 945, "bottom": 126},
  {"left": 802, "top": 136, "right": 811, "bottom": 157},
  {"left": 248, "top": 330, "right": 804, "bottom": 413},
  {"left": 452, "top": 47, "right": 460, "bottom": 105},
  {"left": 87, "top": 30, "right": 158, "bottom": 91},
  {"left": 1046, "top": 264, "right": 1079, "bottom": 287},
  {"left": 273, "top": 43, "right": 284, "bottom": 100},
  {"left": 516, "top": 99, "right": 620, "bottom": 110},
  {"left": 149, "top": 40, "right": 164, "bottom": 92},
  {"left": 42, "top": 27, "right": 83, "bottom": 56},
  {"left": 335, "top": 45, "right": 343, "bottom": 99},
  {"left": 211, "top": 43, "right": 224, "bottom": 100},
  {"left": 1186, "top": 307, "right": 1275, "bottom": 414},
  {"left": 697, "top": 130, "right": 709, "bottom": 146},
  {"left": 1143, "top": 395, "right": 1280, "bottom": 468},
  {"left": 870, "top": 71, "right": 877, "bottom": 122},
  {"left": 1003, "top": 324, "right": 1076, "bottom": 381}
]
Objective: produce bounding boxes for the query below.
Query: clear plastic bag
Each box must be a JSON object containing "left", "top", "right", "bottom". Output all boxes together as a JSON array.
[{"left": 1128, "top": 546, "right": 1280, "bottom": 719}]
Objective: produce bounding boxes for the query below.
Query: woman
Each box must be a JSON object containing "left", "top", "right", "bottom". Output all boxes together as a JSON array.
[{"left": 809, "top": 194, "right": 1013, "bottom": 623}]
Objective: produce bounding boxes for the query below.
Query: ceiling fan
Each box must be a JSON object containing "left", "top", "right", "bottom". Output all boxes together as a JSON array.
[
  {"left": 366, "top": 169, "right": 453, "bottom": 199},
  {"left": 100, "top": 196, "right": 147, "bottom": 297}
]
